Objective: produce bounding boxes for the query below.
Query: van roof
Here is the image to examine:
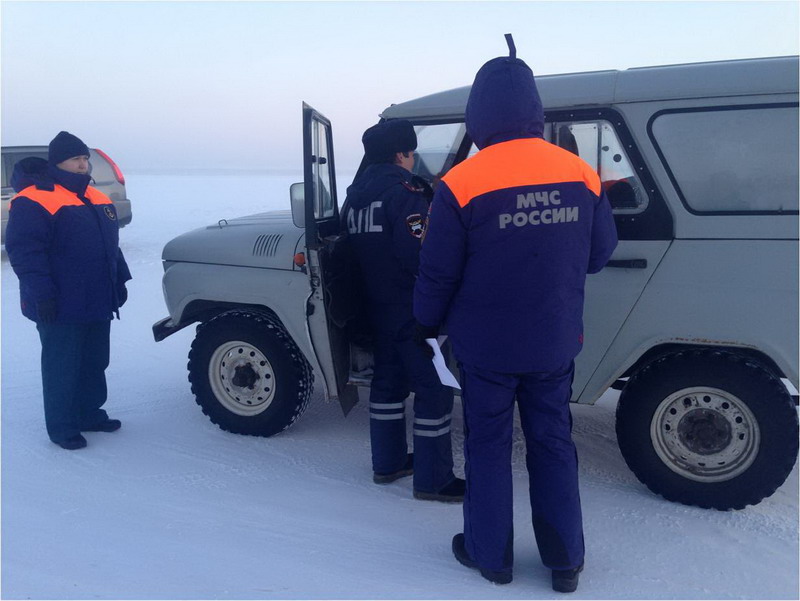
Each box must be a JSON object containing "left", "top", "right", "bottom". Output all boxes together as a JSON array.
[{"left": 381, "top": 55, "right": 799, "bottom": 121}]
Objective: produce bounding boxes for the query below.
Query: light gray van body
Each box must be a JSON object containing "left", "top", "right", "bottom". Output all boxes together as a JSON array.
[{"left": 154, "top": 56, "right": 799, "bottom": 510}]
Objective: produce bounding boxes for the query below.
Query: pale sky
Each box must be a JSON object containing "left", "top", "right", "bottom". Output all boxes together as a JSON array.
[{"left": 2, "top": 1, "right": 798, "bottom": 173}]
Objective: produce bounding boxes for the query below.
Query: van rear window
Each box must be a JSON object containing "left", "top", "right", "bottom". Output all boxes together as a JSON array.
[{"left": 651, "top": 105, "right": 799, "bottom": 214}]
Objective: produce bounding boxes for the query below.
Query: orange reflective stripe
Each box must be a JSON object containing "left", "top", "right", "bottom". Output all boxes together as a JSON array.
[
  {"left": 12, "top": 185, "right": 111, "bottom": 215},
  {"left": 85, "top": 187, "right": 112, "bottom": 205},
  {"left": 443, "top": 138, "right": 602, "bottom": 207},
  {"left": 13, "top": 186, "right": 84, "bottom": 215}
]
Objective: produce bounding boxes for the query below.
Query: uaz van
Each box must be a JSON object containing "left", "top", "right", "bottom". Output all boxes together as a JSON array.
[{"left": 153, "top": 56, "right": 799, "bottom": 511}]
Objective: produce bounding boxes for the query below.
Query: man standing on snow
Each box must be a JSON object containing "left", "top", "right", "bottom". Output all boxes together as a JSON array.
[
  {"left": 343, "top": 119, "right": 465, "bottom": 502},
  {"left": 414, "top": 37, "right": 618, "bottom": 592},
  {"left": 6, "top": 131, "right": 132, "bottom": 450}
]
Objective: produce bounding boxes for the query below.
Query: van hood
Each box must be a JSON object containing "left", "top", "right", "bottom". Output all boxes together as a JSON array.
[
  {"left": 465, "top": 55, "right": 544, "bottom": 150},
  {"left": 162, "top": 210, "right": 304, "bottom": 270}
]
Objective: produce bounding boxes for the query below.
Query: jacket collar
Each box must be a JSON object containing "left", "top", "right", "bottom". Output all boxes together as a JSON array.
[{"left": 47, "top": 164, "right": 91, "bottom": 196}]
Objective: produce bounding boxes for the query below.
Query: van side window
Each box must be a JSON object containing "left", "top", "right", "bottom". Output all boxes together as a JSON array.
[
  {"left": 2, "top": 151, "right": 48, "bottom": 190},
  {"left": 550, "top": 120, "right": 650, "bottom": 215},
  {"left": 466, "top": 120, "right": 650, "bottom": 215},
  {"left": 650, "top": 106, "right": 799, "bottom": 213}
]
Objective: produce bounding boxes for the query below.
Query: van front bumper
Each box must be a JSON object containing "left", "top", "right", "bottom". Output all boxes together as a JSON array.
[{"left": 152, "top": 316, "right": 190, "bottom": 342}]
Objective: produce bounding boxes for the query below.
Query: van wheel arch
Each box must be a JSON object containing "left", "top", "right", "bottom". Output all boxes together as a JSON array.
[
  {"left": 179, "top": 300, "right": 283, "bottom": 331},
  {"left": 618, "top": 343, "right": 787, "bottom": 382}
]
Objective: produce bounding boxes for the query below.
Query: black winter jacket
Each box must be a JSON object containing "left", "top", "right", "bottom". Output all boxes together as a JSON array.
[{"left": 342, "top": 163, "right": 432, "bottom": 306}]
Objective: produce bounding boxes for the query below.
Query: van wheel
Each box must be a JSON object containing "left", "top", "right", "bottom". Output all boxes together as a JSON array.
[
  {"left": 616, "top": 350, "right": 798, "bottom": 510},
  {"left": 188, "top": 310, "right": 313, "bottom": 437}
]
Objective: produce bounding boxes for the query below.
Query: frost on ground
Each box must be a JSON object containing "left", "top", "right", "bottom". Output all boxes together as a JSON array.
[{"left": 2, "top": 174, "right": 798, "bottom": 600}]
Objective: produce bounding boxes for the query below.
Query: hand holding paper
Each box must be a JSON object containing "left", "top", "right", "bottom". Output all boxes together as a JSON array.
[{"left": 425, "top": 337, "right": 461, "bottom": 390}]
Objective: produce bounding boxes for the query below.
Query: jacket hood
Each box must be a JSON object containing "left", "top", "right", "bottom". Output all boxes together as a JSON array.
[
  {"left": 10, "top": 157, "right": 54, "bottom": 193},
  {"left": 465, "top": 55, "right": 544, "bottom": 150},
  {"left": 345, "top": 163, "right": 411, "bottom": 210}
]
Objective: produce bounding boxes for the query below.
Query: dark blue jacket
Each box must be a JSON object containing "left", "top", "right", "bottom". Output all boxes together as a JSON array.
[
  {"left": 342, "top": 163, "right": 431, "bottom": 307},
  {"left": 6, "top": 157, "right": 132, "bottom": 323},
  {"left": 414, "top": 57, "right": 618, "bottom": 373}
]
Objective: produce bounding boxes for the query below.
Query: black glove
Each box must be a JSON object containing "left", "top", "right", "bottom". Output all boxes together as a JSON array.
[
  {"left": 36, "top": 299, "right": 57, "bottom": 324},
  {"left": 117, "top": 284, "right": 128, "bottom": 308},
  {"left": 413, "top": 322, "right": 440, "bottom": 359}
]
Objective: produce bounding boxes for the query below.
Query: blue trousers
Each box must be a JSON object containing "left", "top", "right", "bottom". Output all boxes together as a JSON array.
[
  {"left": 460, "top": 360, "right": 584, "bottom": 574},
  {"left": 368, "top": 306, "right": 455, "bottom": 492},
  {"left": 36, "top": 321, "right": 111, "bottom": 443}
]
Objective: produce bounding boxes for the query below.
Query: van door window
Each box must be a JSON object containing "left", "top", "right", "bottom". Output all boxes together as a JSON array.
[
  {"left": 313, "top": 119, "right": 336, "bottom": 220},
  {"left": 551, "top": 120, "right": 650, "bottom": 215},
  {"left": 650, "top": 105, "right": 799, "bottom": 214},
  {"left": 465, "top": 120, "right": 650, "bottom": 215}
]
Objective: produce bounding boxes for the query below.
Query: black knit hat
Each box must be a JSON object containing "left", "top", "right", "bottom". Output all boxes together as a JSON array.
[
  {"left": 362, "top": 120, "right": 417, "bottom": 164},
  {"left": 48, "top": 131, "right": 90, "bottom": 166}
]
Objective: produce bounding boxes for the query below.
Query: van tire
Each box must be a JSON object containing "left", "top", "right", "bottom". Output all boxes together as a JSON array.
[
  {"left": 615, "top": 349, "right": 798, "bottom": 510},
  {"left": 188, "top": 310, "right": 313, "bottom": 437}
]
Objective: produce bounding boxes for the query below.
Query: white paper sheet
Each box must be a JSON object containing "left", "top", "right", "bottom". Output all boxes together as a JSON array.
[{"left": 426, "top": 338, "right": 461, "bottom": 390}]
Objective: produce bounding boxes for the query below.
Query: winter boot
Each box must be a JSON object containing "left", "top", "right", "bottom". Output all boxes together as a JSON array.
[
  {"left": 54, "top": 434, "right": 87, "bottom": 450},
  {"left": 83, "top": 419, "right": 122, "bottom": 433},
  {"left": 414, "top": 477, "right": 465, "bottom": 503},
  {"left": 373, "top": 453, "right": 414, "bottom": 484},
  {"left": 451, "top": 533, "right": 512, "bottom": 584},
  {"left": 552, "top": 563, "right": 584, "bottom": 593}
]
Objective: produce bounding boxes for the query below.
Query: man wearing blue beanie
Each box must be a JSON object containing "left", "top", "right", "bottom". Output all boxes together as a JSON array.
[
  {"left": 414, "top": 37, "right": 618, "bottom": 592},
  {"left": 6, "top": 131, "right": 132, "bottom": 450}
]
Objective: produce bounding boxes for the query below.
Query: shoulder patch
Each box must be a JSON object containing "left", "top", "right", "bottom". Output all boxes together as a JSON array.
[
  {"left": 406, "top": 213, "right": 425, "bottom": 239},
  {"left": 401, "top": 180, "right": 426, "bottom": 193}
]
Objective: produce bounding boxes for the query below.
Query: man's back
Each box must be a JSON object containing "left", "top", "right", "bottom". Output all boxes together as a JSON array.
[
  {"left": 415, "top": 136, "right": 616, "bottom": 373},
  {"left": 344, "top": 162, "right": 430, "bottom": 307}
]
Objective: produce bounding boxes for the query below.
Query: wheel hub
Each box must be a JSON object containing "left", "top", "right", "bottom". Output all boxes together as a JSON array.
[
  {"left": 677, "top": 408, "right": 732, "bottom": 455},
  {"left": 208, "top": 341, "right": 276, "bottom": 416},
  {"left": 231, "top": 364, "right": 259, "bottom": 389},
  {"left": 650, "top": 387, "right": 760, "bottom": 483}
]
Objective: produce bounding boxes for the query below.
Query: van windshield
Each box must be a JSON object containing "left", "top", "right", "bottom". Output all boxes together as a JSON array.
[{"left": 411, "top": 123, "right": 466, "bottom": 183}]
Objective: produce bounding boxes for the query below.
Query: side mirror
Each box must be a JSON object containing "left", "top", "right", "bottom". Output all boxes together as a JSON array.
[{"left": 290, "top": 182, "right": 305, "bottom": 228}]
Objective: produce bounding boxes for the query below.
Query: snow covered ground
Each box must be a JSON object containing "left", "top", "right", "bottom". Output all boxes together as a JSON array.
[{"left": 2, "top": 173, "right": 798, "bottom": 600}]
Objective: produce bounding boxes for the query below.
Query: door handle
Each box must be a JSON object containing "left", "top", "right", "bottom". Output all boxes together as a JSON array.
[{"left": 606, "top": 259, "right": 648, "bottom": 269}]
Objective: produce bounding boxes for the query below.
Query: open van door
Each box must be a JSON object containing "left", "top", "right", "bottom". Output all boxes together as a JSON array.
[{"left": 301, "top": 103, "right": 359, "bottom": 415}]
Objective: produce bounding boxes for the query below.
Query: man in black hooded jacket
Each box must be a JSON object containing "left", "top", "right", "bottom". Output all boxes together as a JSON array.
[{"left": 342, "top": 119, "right": 464, "bottom": 502}]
